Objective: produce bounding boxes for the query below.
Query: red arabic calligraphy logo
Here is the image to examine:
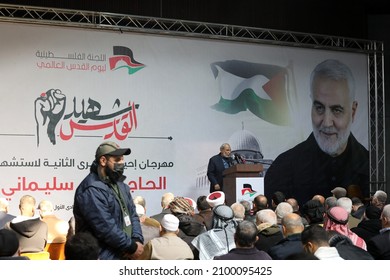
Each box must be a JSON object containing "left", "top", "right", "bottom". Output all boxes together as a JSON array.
[{"left": 34, "top": 89, "right": 139, "bottom": 146}]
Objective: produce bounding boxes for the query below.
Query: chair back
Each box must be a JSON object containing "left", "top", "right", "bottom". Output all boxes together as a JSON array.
[
  {"left": 20, "top": 251, "right": 50, "bottom": 260},
  {"left": 45, "top": 242, "right": 65, "bottom": 260}
]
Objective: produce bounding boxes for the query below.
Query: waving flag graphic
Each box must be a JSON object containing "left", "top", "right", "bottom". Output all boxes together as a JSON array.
[
  {"left": 210, "top": 60, "right": 296, "bottom": 126},
  {"left": 241, "top": 183, "right": 257, "bottom": 198},
  {"left": 109, "top": 46, "right": 145, "bottom": 75}
]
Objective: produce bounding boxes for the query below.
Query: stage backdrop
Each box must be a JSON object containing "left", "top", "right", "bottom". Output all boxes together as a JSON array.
[{"left": 0, "top": 22, "right": 368, "bottom": 220}]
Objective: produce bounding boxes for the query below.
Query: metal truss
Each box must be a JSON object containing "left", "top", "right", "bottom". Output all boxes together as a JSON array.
[
  {"left": 0, "top": 4, "right": 386, "bottom": 193},
  {"left": 368, "top": 44, "right": 386, "bottom": 194},
  {"left": 0, "top": 4, "right": 383, "bottom": 53}
]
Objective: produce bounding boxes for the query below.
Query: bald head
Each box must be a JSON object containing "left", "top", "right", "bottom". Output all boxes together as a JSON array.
[
  {"left": 282, "top": 213, "right": 304, "bottom": 236},
  {"left": 19, "top": 195, "right": 36, "bottom": 217},
  {"left": 253, "top": 195, "right": 268, "bottom": 212},
  {"left": 287, "top": 198, "right": 299, "bottom": 212},
  {"left": 161, "top": 192, "right": 174, "bottom": 209},
  {"left": 312, "top": 195, "right": 325, "bottom": 206}
]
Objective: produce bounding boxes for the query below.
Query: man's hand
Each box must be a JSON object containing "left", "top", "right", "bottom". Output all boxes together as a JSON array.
[
  {"left": 214, "top": 184, "right": 221, "bottom": 191},
  {"left": 129, "top": 242, "right": 144, "bottom": 259},
  {"left": 122, "top": 241, "right": 144, "bottom": 260}
]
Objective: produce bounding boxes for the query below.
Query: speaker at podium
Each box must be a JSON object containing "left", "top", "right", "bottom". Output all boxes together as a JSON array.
[{"left": 222, "top": 163, "right": 264, "bottom": 206}]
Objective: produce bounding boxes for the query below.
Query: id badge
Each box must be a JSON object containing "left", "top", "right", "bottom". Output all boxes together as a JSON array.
[{"left": 124, "top": 215, "right": 131, "bottom": 227}]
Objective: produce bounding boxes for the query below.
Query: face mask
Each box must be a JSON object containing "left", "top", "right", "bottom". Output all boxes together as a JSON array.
[{"left": 105, "top": 163, "right": 125, "bottom": 183}]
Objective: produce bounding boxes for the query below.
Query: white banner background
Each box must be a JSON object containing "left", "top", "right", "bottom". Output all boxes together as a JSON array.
[{"left": 0, "top": 22, "right": 368, "bottom": 220}]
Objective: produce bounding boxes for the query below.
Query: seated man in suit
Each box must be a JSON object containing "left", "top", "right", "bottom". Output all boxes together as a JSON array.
[{"left": 268, "top": 213, "right": 305, "bottom": 260}]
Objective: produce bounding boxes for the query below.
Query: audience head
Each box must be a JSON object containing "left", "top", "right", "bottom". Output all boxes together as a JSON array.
[
  {"left": 0, "top": 197, "right": 10, "bottom": 213},
  {"left": 160, "top": 214, "right": 180, "bottom": 233},
  {"left": 65, "top": 231, "right": 99, "bottom": 260},
  {"left": 324, "top": 206, "right": 349, "bottom": 233},
  {"left": 169, "top": 197, "right": 194, "bottom": 216},
  {"left": 331, "top": 187, "right": 347, "bottom": 199},
  {"left": 252, "top": 195, "right": 268, "bottom": 212},
  {"left": 0, "top": 229, "right": 19, "bottom": 257},
  {"left": 19, "top": 195, "right": 36, "bottom": 217},
  {"left": 364, "top": 205, "right": 381, "bottom": 220},
  {"left": 372, "top": 190, "right": 387, "bottom": 210},
  {"left": 133, "top": 196, "right": 146, "bottom": 208},
  {"left": 161, "top": 192, "right": 175, "bottom": 209},
  {"left": 239, "top": 200, "right": 251, "bottom": 215},
  {"left": 275, "top": 202, "right": 293, "bottom": 224},
  {"left": 351, "top": 197, "right": 363, "bottom": 210},
  {"left": 302, "top": 199, "right": 324, "bottom": 224},
  {"left": 206, "top": 191, "right": 225, "bottom": 208},
  {"left": 286, "top": 198, "right": 300, "bottom": 213},
  {"left": 380, "top": 204, "right": 390, "bottom": 228},
  {"left": 256, "top": 209, "right": 277, "bottom": 226},
  {"left": 271, "top": 191, "right": 286, "bottom": 209},
  {"left": 234, "top": 220, "right": 258, "bottom": 248},
  {"left": 325, "top": 196, "right": 337, "bottom": 210},
  {"left": 196, "top": 195, "right": 211, "bottom": 211},
  {"left": 336, "top": 197, "right": 353, "bottom": 214},
  {"left": 231, "top": 202, "right": 245, "bottom": 221},
  {"left": 301, "top": 224, "right": 329, "bottom": 254},
  {"left": 184, "top": 197, "right": 197, "bottom": 212},
  {"left": 312, "top": 194, "right": 325, "bottom": 206},
  {"left": 212, "top": 205, "right": 234, "bottom": 229},
  {"left": 281, "top": 213, "right": 304, "bottom": 237},
  {"left": 37, "top": 200, "right": 54, "bottom": 218}
]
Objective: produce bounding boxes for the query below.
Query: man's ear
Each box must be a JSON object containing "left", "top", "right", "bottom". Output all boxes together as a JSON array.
[
  {"left": 99, "top": 156, "right": 107, "bottom": 167},
  {"left": 304, "top": 242, "right": 315, "bottom": 254}
]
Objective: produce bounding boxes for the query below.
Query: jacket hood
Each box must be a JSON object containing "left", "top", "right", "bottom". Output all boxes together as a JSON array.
[
  {"left": 10, "top": 218, "right": 43, "bottom": 238},
  {"left": 259, "top": 224, "right": 281, "bottom": 236}
]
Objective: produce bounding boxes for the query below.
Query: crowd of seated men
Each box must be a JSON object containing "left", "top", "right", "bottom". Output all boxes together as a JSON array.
[{"left": 1, "top": 188, "right": 389, "bottom": 260}]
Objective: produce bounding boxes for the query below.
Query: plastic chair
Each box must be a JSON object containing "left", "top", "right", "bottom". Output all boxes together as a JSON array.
[
  {"left": 45, "top": 242, "right": 65, "bottom": 260},
  {"left": 20, "top": 251, "right": 51, "bottom": 260}
]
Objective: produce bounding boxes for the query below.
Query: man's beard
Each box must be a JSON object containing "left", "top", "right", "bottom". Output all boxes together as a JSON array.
[
  {"left": 312, "top": 122, "right": 351, "bottom": 157},
  {"left": 105, "top": 163, "right": 125, "bottom": 183}
]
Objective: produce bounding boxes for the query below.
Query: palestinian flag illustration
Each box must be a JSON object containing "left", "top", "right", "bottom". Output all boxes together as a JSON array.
[
  {"left": 241, "top": 183, "right": 257, "bottom": 197},
  {"left": 210, "top": 60, "right": 296, "bottom": 126},
  {"left": 109, "top": 46, "right": 145, "bottom": 75}
]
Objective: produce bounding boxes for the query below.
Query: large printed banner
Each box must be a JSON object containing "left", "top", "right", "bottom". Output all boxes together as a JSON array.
[{"left": 0, "top": 22, "right": 368, "bottom": 220}]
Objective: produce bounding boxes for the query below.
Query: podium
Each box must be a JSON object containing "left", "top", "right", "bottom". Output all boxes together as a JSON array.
[{"left": 223, "top": 164, "right": 263, "bottom": 206}]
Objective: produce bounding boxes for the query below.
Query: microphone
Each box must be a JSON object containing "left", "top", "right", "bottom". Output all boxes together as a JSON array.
[{"left": 234, "top": 153, "right": 246, "bottom": 164}]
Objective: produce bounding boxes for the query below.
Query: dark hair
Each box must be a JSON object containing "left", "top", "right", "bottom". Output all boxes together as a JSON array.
[
  {"left": 234, "top": 220, "right": 257, "bottom": 247},
  {"left": 197, "top": 195, "right": 211, "bottom": 211},
  {"left": 272, "top": 191, "right": 286, "bottom": 205},
  {"left": 302, "top": 199, "right": 324, "bottom": 224},
  {"left": 65, "top": 232, "right": 99, "bottom": 260},
  {"left": 301, "top": 224, "right": 328, "bottom": 246},
  {"left": 285, "top": 251, "right": 319, "bottom": 260}
]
